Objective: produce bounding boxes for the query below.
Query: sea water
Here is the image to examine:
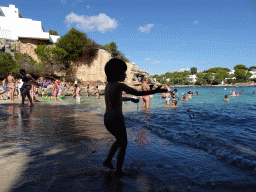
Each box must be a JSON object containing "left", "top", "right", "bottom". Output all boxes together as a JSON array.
[
  {"left": 0, "top": 86, "right": 255, "bottom": 191},
  {"left": 86, "top": 86, "right": 256, "bottom": 191}
]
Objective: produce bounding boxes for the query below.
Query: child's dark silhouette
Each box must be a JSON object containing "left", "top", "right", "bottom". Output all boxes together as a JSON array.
[{"left": 103, "top": 58, "right": 168, "bottom": 177}]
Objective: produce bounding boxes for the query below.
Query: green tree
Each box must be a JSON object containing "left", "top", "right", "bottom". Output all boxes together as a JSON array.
[
  {"left": 205, "top": 67, "right": 230, "bottom": 73},
  {"left": 248, "top": 66, "right": 256, "bottom": 71},
  {"left": 205, "top": 72, "right": 213, "bottom": 84},
  {"left": 211, "top": 70, "right": 229, "bottom": 85},
  {"left": 34, "top": 45, "right": 68, "bottom": 75},
  {"left": 54, "top": 28, "right": 98, "bottom": 75},
  {"left": 190, "top": 67, "right": 197, "bottom": 75},
  {"left": 0, "top": 52, "right": 18, "bottom": 78},
  {"left": 104, "top": 42, "right": 120, "bottom": 58},
  {"left": 48, "top": 29, "right": 59, "bottom": 36},
  {"left": 103, "top": 42, "right": 129, "bottom": 62},
  {"left": 234, "top": 64, "right": 247, "bottom": 71},
  {"left": 195, "top": 77, "right": 204, "bottom": 85},
  {"left": 234, "top": 69, "right": 252, "bottom": 81},
  {"left": 14, "top": 53, "right": 40, "bottom": 76}
]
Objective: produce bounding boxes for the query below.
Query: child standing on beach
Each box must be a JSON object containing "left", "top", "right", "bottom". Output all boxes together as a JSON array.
[{"left": 103, "top": 58, "right": 168, "bottom": 177}]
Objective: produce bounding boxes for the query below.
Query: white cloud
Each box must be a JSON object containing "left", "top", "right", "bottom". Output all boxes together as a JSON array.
[
  {"left": 86, "top": 5, "right": 90, "bottom": 9},
  {"left": 152, "top": 61, "right": 161, "bottom": 64},
  {"left": 180, "top": 68, "right": 190, "bottom": 72},
  {"left": 145, "top": 58, "right": 160, "bottom": 64},
  {"left": 138, "top": 24, "right": 154, "bottom": 33},
  {"left": 193, "top": 21, "right": 199, "bottom": 24},
  {"left": 65, "top": 12, "right": 118, "bottom": 33}
]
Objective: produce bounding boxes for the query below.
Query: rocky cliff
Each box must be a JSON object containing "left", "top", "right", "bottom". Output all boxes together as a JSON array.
[
  {"left": 74, "top": 49, "right": 151, "bottom": 86},
  {"left": 0, "top": 38, "right": 154, "bottom": 86}
]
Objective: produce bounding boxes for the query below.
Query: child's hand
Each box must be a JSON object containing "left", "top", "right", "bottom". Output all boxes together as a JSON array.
[{"left": 132, "top": 98, "right": 139, "bottom": 103}]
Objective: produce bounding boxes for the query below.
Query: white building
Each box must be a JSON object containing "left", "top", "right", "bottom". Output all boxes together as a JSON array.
[
  {"left": 249, "top": 70, "right": 256, "bottom": 79},
  {"left": 228, "top": 70, "right": 235, "bottom": 75},
  {"left": 188, "top": 74, "right": 197, "bottom": 83},
  {"left": 0, "top": 4, "right": 61, "bottom": 44}
]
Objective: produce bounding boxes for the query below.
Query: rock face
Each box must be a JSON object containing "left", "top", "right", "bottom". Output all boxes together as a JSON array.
[
  {"left": 74, "top": 49, "right": 152, "bottom": 86},
  {"left": 0, "top": 38, "right": 16, "bottom": 58},
  {"left": 0, "top": 38, "right": 50, "bottom": 62},
  {"left": 0, "top": 38, "right": 155, "bottom": 87}
]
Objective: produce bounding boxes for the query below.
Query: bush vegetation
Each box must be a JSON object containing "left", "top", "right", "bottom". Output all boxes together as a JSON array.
[{"left": 0, "top": 28, "right": 129, "bottom": 79}]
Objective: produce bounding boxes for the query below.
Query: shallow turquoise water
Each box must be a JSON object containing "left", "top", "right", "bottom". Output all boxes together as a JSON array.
[{"left": 83, "top": 86, "right": 256, "bottom": 190}]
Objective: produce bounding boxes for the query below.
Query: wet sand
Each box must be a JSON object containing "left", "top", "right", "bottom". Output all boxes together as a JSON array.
[
  {"left": 0, "top": 99, "right": 183, "bottom": 192},
  {"left": 1, "top": 97, "right": 254, "bottom": 192}
]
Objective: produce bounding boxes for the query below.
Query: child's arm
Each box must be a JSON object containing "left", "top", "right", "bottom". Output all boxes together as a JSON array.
[
  {"left": 122, "top": 97, "right": 135, "bottom": 102},
  {"left": 120, "top": 83, "right": 167, "bottom": 96}
]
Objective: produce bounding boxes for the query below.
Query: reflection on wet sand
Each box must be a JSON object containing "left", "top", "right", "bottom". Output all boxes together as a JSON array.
[
  {"left": 1, "top": 104, "right": 166, "bottom": 192},
  {"left": 0, "top": 103, "right": 192, "bottom": 192}
]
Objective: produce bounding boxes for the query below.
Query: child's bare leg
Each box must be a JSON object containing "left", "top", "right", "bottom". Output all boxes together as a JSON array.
[
  {"left": 116, "top": 137, "right": 127, "bottom": 176},
  {"left": 103, "top": 141, "right": 119, "bottom": 169},
  {"left": 103, "top": 113, "right": 127, "bottom": 174}
]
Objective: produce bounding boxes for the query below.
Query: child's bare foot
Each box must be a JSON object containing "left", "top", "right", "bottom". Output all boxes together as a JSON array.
[{"left": 103, "top": 160, "right": 115, "bottom": 169}]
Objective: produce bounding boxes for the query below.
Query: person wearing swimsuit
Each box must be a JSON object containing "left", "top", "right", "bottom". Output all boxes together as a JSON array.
[
  {"left": 165, "top": 82, "right": 171, "bottom": 104},
  {"left": 53, "top": 83, "right": 59, "bottom": 101},
  {"left": 7, "top": 73, "right": 16, "bottom": 102},
  {"left": 141, "top": 78, "right": 151, "bottom": 109},
  {"left": 171, "top": 89, "right": 178, "bottom": 101},
  {"left": 20, "top": 69, "right": 36, "bottom": 107}
]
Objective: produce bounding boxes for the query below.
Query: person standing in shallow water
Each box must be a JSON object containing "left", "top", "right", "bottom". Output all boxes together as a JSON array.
[
  {"left": 141, "top": 78, "right": 151, "bottom": 109},
  {"left": 103, "top": 58, "right": 168, "bottom": 177},
  {"left": 20, "top": 69, "right": 36, "bottom": 107},
  {"left": 7, "top": 73, "right": 16, "bottom": 102}
]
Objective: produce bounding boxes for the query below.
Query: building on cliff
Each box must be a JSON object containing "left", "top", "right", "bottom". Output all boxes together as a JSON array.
[
  {"left": 0, "top": 4, "right": 61, "bottom": 44},
  {"left": 0, "top": 5, "right": 153, "bottom": 86}
]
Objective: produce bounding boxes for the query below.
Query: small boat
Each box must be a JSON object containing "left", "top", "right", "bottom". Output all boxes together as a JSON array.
[{"left": 42, "top": 95, "right": 65, "bottom": 100}]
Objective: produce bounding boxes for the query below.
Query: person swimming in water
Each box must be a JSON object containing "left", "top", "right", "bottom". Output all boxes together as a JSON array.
[
  {"left": 181, "top": 94, "right": 188, "bottom": 101},
  {"left": 103, "top": 58, "right": 168, "bottom": 177},
  {"left": 171, "top": 100, "right": 178, "bottom": 108},
  {"left": 223, "top": 95, "right": 229, "bottom": 101}
]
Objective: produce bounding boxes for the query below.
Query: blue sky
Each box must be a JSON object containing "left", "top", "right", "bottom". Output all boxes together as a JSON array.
[{"left": 1, "top": 0, "right": 256, "bottom": 75}]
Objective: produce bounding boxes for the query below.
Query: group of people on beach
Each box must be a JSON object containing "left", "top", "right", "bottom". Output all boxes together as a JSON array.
[
  {"left": 1, "top": 70, "right": 104, "bottom": 104},
  {"left": 1, "top": 70, "right": 38, "bottom": 106}
]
